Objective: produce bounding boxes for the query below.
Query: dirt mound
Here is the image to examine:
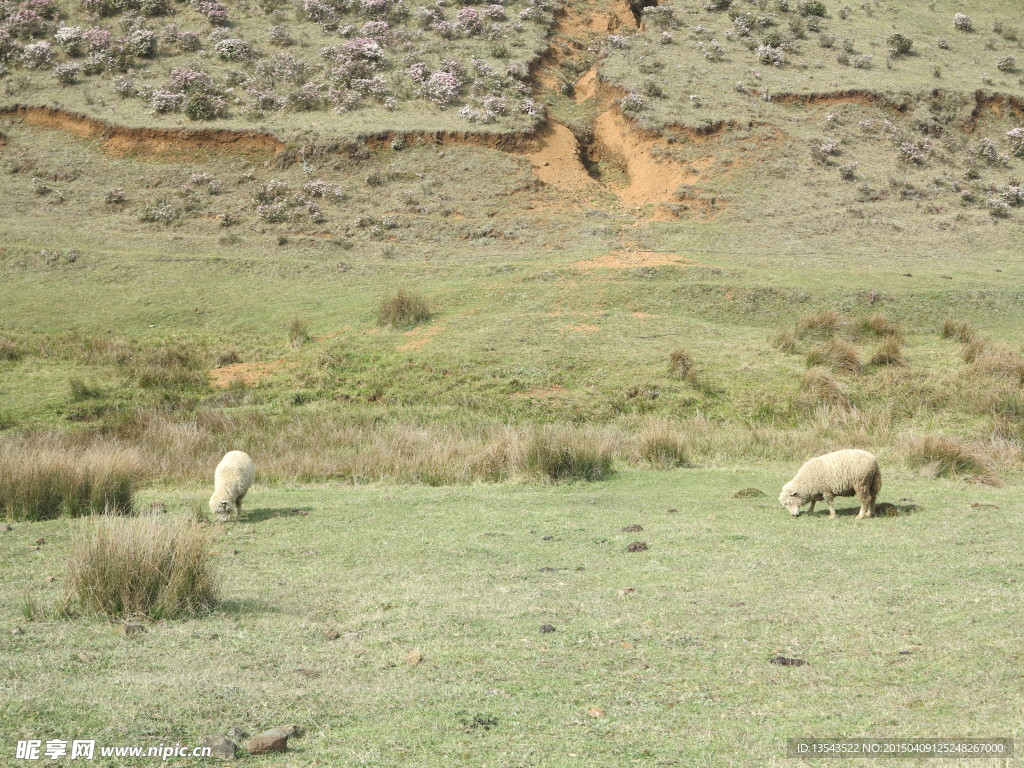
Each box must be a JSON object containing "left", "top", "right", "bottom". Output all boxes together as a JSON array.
[
  {"left": 772, "top": 89, "right": 907, "bottom": 111},
  {"left": 966, "top": 90, "right": 1024, "bottom": 131}
]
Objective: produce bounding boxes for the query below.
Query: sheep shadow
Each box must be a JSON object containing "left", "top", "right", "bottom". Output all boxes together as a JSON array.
[
  {"left": 806, "top": 502, "right": 918, "bottom": 518},
  {"left": 243, "top": 507, "right": 314, "bottom": 523}
]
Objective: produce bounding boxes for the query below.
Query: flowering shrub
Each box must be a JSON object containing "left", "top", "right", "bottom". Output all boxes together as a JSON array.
[
  {"left": 194, "top": 0, "right": 228, "bottom": 25},
  {"left": 82, "top": 26, "right": 112, "bottom": 52},
  {"left": 8, "top": 8, "right": 49, "bottom": 38},
  {"left": 0, "top": 29, "right": 20, "bottom": 62},
  {"left": 20, "top": 39, "right": 53, "bottom": 66},
  {"left": 149, "top": 88, "right": 183, "bottom": 112},
  {"left": 422, "top": 70, "right": 461, "bottom": 105},
  {"left": 996, "top": 55, "right": 1016, "bottom": 72},
  {"left": 797, "top": 0, "right": 825, "bottom": 17},
  {"left": 214, "top": 37, "right": 252, "bottom": 60},
  {"left": 53, "top": 60, "right": 80, "bottom": 83},
  {"left": 698, "top": 39, "right": 724, "bottom": 61},
  {"left": 619, "top": 92, "right": 644, "bottom": 113},
  {"left": 114, "top": 75, "right": 137, "bottom": 96},
  {"left": 1008, "top": 128, "right": 1024, "bottom": 157},
  {"left": 756, "top": 44, "right": 784, "bottom": 66},
  {"left": 286, "top": 82, "right": 323, "bottom": 110},
  {"left": 267, "top": 24, "right": 293, "bottom": 46},
  {"left": 456, "top": 6, "right": 481, "bottom": 34},
  {"left": 122, "top": 27, "right": 156, "bottom": 57},
  {"left": 54, "top": 25, "right": 84, "bottom": 55},
  {"left": 953, "top": 13, "right": 972, "bottom": 32}
]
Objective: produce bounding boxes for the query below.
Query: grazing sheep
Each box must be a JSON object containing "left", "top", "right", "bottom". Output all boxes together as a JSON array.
[
  {"left": 779, "top": 449, "right": 881, "bottom": 519},
  {"left": 209, "top": 450, "right": 255, "bottom": 522}
]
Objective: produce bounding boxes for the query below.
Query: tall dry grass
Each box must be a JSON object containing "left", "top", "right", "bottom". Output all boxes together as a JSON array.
[
  {"left": 805, "top": 339, "right": 863, "bottom": 374},
  {"left": 795, "top": 310, "right": 843, "bottom": 339},
  {"left": 524, "top": 425, "right": 614, "bottom": 481},
  {"left": 66, "top": 515, "right": 218, "bottom": 619},
  {"left": 903, "top": 433, "right": 997, "bottom": 483},
  {"left": 0, "top": 441, "right": 144, "bottom": 521},
  {"left": 378, "top": 289, "right": 432, "bottom": 328}
]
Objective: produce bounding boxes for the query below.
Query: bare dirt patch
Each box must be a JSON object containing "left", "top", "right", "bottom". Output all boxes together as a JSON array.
[
  {"left": 209, "top": 361, "right": 290, "bottom": 388},
  {"left": 573, "top": 250, "right": 715, "bottom": 269}
]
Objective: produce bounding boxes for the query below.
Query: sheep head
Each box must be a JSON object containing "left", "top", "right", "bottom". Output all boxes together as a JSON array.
[{"left": 779, "top": 482, "right": 804, "bottom": 516}]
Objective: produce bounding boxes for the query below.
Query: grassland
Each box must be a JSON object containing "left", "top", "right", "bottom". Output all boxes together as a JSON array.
[{"left": 3, "top": 472, "right": 1023, "bottom": 766}]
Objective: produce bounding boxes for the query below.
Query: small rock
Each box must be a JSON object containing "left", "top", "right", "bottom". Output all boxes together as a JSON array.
[
  {"left": 587, "top": 707, "right": 605, "bottom": 718},
  {"left": 539, "top": 624, "right": 556, "bottom": 634},
  {"left": 970, "top": 502, "right": 999, "bottom": 510},
  {"left": 324, "top": 629, "right": 341, "bottom": 641},
  {"left": 621, "top": 524, "right": 643, "bottom": 533},
  {"left": 625, "top": 541, "right": 648, "bottom": 553},
  {"left": 77, "top": 652, "right": 92, "bottom": 662},
  {"left": 294, "top": 668, "right": 321, "bottom": 679},
  {"left": 199, "top": 735, "right": 236, "bottom": 760},
  {"left": 770, "top": 656, "right": 808, "bottom": 666},
  {"left": 617, "top": 587, "right": 636, "bottom": 597},
  {"left": 2, "top": 523, "right": 12, "bottom": 532},
  {"left": 246, "top": 726, "right": 299, "bottom": 755},
  {"left": 34, "top": 538, "right": 45, "bottom": 546},
  {"left": 116, "top": 623, "right": 145, "bottom": 637},
  {"left": 45, "top": 576, "right": 55, "bottom": 583},
  {"left": 875, "top": 502, "right": 900, "bottom": 517},
  {"left": 343, "top": 631, "right": 362, "bottom": 640},
  {"left": 225, "top": 727, "right": 248, "bottom": 741},
  {"left": 542, "top": 535, "right": 554, "bottom": 541},
  {"left": 666, "top": 508, "right": 678, "bottom": 514},
  {"left": 621, "top": 641, "right": 635, "bottom": 650},
  {"left": 12, "top": 626, "right": 25, "bottom": 636},
  {"left": 898, "top": 650, "right": 912, "bottom": 656},
  {"left": 407, "top": 649, "right": 423, "bottom": 665},
  {"left": 732, "top": 487, "right": 766, "bottom": 498}
]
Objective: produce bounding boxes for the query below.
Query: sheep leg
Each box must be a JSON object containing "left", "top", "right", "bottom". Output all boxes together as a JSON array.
[
  {"left": 807, "top": 499, "right": 816, "bottom": 516},
  {"left": 235, "top": 499, "right": 242, "bottom": 523},
  {"left": 825, "top": 494, "right": 837, "bottom": 519}
]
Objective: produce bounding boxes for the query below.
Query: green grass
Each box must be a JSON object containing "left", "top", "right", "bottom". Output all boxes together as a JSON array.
[{"left": 1, "top": 470, "right": 1022, "bottom": 765}]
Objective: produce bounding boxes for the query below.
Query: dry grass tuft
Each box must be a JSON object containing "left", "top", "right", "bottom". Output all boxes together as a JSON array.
[
  {"left": 797, "top": 367, "right": 851, "bottom": 410},
  {"left": 378, "top": 289, "right": 432, "bottom": 328},
  {"left": 638, "top": 421, "right": 689, "bottom": 468},
  {"left": 288, "top": 317, "right": 310, "bottom": 348},
  {"left": 0, "top": 336, "right": 21, "bottom": 361},
  {"left": 960, "top": 337, "right": 989, "bottom": 364},
  {"left": 133, "top": 344, "right": 207, "bottom": 390},
  {"left": 66, "top": 515, "right": 218, "bottom": 619},
  {"left": 805, "top": 339, "right": 862, "bottom": 374},
  {"left": 904, "top": 433, "right": 995, "bottom": 482},
  {"left": 524, "top": 425, "right": 614, "bottom": 482},
  {"left": 940, "top": 319, "right": 977, "bottom": 343},
  {"left": 870, "top": 335, "right": 905, "bottom": 366},
  {"left": 858, "top": 313, "right": 902, "bottom": 339},
  {"left": 795, "top": 310, "right": 843, "bottom": 339},
  {"left": 668, "top": 348, "right": 695, "bottom": 380},
  {"left": 0, "top": 442, "right": 144, "bottom": 521},
  {"left": 971, "top": 344, "right": 1024, "bottom": 384},
  {"left": 770, "top": 327, "right": 800, "bottom": 353}
]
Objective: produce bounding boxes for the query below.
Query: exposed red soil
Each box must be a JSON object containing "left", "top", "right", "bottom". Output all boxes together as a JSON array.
[
  {"left": 397, "top": 324, "right": 444, "bottom": 351},
  {"left": 771, "top": 89, "right": 909, "bottom": 111},
  {"left": 209, "top": 360, "right": 291, "bottom": 388},
  {"left": 573, "top": 250, "right": 716, "bottom": 269},
  {"left": 1, "top": 105, "right": 285, "bottom": 156},
  {"left": 966, "top": 90, "right": 1024, "bottom": 132}
]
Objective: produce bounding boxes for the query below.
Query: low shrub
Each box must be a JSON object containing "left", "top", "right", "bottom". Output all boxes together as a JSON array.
[
  {"left": 796, "top": 367, "right": 850, "bottom": 410},
  {"left": 288, "top": 317, "right": 309, "bottom": 348},
  {"left": 668, "top": 348, "right": 695, "bottom": 380},
  {"left": 65, "top": 515, "right": 218, "bottom": 619},
  {"left": 858, "top": 312, "right": 902, "bottom": 339}
]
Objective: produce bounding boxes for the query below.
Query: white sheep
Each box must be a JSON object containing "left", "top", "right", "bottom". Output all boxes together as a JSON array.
[
  {"left": 209, "top": 450, "right": 255, "bottom": 522},
  {"left": 779, "top": 449, "right": 881, "bottom": 519}
]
